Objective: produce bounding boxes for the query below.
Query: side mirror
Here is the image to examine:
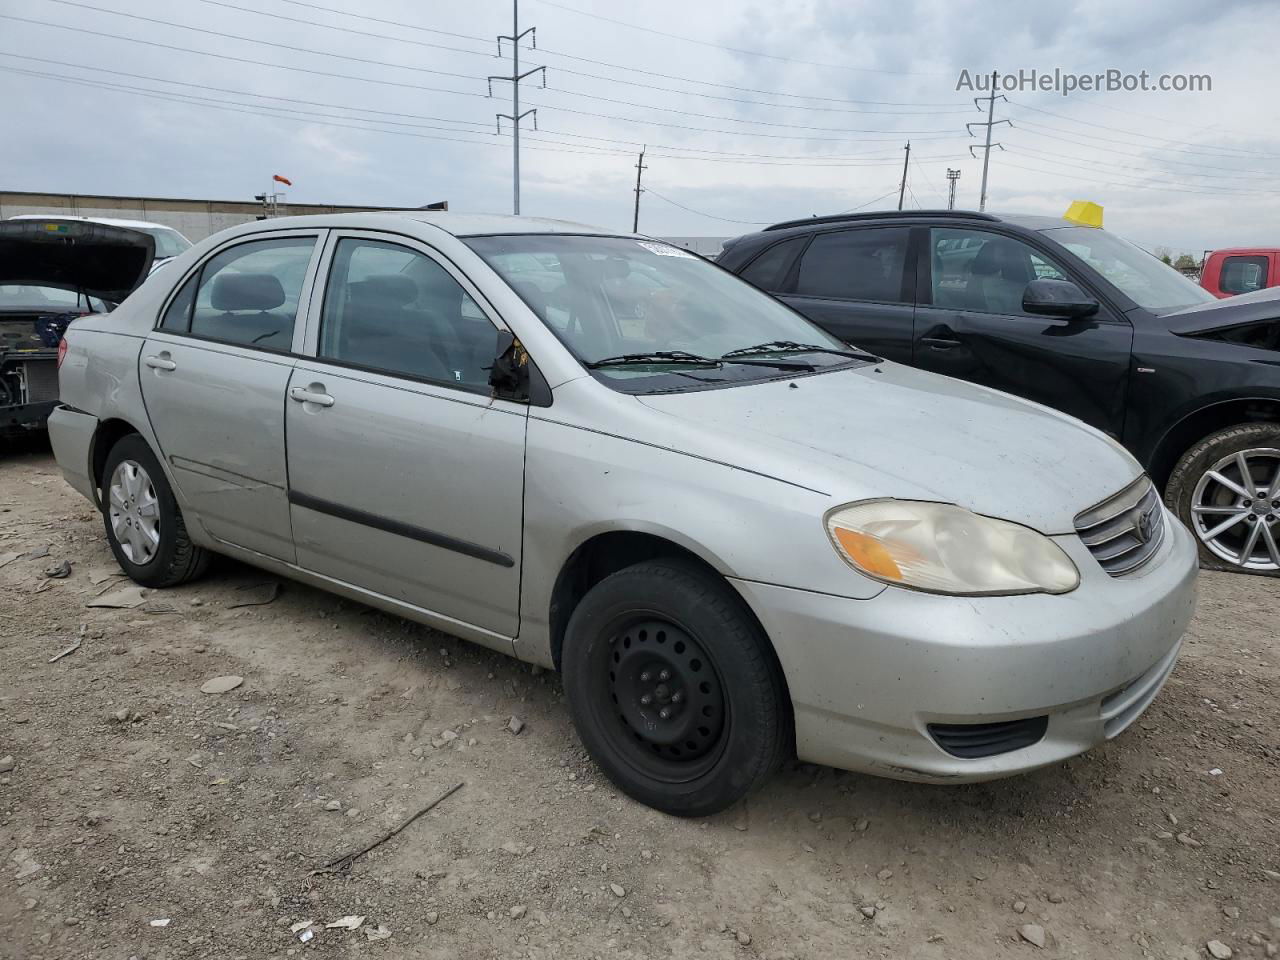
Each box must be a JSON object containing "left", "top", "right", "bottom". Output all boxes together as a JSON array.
[
  {"left": 488, "top": 330, "right": 529, "bottom": 401},
  {"left": 1022, "top": 278, "right": 1100, "bottom": 319}
]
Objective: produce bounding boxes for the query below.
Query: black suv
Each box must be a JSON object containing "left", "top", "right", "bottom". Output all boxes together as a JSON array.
[{"left": 719, "top": 210, "right": 1280, "bottom": 574}]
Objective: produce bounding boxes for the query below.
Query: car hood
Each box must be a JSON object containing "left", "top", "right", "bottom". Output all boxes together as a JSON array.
[
  {"left": 0, "top": 218, "right": 155, "bottom": 304},
  {"left": 1159, "top": 284, "right": 1280, "bottom": 335},
  {"left": 635, "top": 362, "right": 1142, "bottom": 534}
]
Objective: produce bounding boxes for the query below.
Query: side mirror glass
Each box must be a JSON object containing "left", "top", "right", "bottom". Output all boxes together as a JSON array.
[
  {"left": 488, "top": 330, "right": 530, "bottom": 401},
  {"left": 1022, "top": 278, "right": 1100, "bottom": 319}
]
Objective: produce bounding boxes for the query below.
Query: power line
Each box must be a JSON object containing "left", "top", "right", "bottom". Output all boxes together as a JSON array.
[
  {"left": 1001, "top": 123, "right": 1280, "bottom": 175},
  {"left": 641, "top": 187, "right": 772, "bottom": 225},
  {"left": 260, "top": 0, "right": 966, "bottom": 107},
  {"left": 188, "top": 0, "right": 968, "bottom": 117},
  {"left": 841, "top": 186, "right": 903, "bottom": 212},
  {"left": 1006, "top": 142, "right": 1273, "bottom": 183},
  {"left": 967, "top": 73, "right": 1009, "bottom": 212},
  {"left": 532, "top": 0, "right": 945, "bottom": 76},
  {"left": 0, "top": 16, "right": 966, "bottom": 145},
  {"left": 994, "top": 157, "right": 1265, "bottom": 197}
]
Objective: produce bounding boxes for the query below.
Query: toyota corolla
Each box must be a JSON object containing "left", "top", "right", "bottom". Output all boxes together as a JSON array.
[{"left": 48, "top": 213, "right": 1198, "bottom": 815}]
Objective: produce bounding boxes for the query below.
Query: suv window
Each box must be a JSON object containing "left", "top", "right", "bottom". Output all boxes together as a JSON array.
[
  {"left": 189, "top": 237, "right": 315, "bottom": 350},
  {"left": 1220, "top": 255, "right": 1268, "bottom": 295},
  {"left": 930, "top": 228, "right": 1066, "bottom": 315},
  {"left": 739, "top": 236, "right": 805, "bottom": 291},
  {"left": 793, "top": 228, "right": 909, "bottom": 303},
  {"left": 319, "top": 237, "right": 497, "bottom": 390}
]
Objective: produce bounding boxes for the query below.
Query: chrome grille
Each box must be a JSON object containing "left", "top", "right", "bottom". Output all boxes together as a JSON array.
[{"left": 1074, "top": 476, "right": 1166, "bottom": 577}]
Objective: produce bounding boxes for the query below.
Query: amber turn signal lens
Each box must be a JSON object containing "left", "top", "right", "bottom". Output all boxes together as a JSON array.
[{"left": 832, "top": 527, "right": 903, "bottom": 581}]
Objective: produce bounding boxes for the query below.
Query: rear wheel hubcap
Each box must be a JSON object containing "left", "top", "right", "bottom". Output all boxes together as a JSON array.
[{"left": 108, "top": 460, "right": 161, "bottom": 565}]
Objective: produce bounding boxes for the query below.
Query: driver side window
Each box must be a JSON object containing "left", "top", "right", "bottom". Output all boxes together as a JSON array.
[{"left": 930, "top": 228, "right": 1067, "bottom": 316}]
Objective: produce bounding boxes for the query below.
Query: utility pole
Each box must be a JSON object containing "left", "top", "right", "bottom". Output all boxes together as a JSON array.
[
  {"left": 946, "top": 168, "right": 961, "bottom": 209},
  {"left": 631, "top": 146, "right": 647, "bottom": 233},
  {"left": 488, "top": 0, "right": 545, "bottom": 215},
  {"left": 967, "top": 71, "right": 1010, "bottom": 212},
  {"left": 897, "top": 141, "right": 911, "bottom": 211}
]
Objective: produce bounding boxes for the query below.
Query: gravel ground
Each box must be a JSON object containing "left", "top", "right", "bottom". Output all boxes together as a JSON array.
[{"left": 1, "top": 443, "right": 1278, "bottom": 960}]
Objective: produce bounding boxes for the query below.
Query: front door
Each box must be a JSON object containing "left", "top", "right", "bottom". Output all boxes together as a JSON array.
[
  {"left": 912, "top": 226, "right": 1133, "bottom": 435},
  {"left": 285, "top": 232, "right": 527, "bottom": 644},
  {"left": 140, "top": 232, "right": 323, "bottom": 561}
]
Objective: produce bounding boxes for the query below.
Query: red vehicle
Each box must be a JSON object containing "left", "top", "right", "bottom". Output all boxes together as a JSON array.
[{"left": 1200, "top": 248, "right": 1280, "bottom": 298}]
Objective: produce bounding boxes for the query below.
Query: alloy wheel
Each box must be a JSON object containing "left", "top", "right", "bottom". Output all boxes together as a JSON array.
[
  {"left": 1190, "top": 447, "right": 1280, "bottom": 570},
  {"left": 108, "top": 459, "right": 161, "bottom": 565}
]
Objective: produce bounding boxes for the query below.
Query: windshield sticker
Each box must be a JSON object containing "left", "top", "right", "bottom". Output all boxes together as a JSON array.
[{"left": 635, "top": 240, "right": 697, "bottom": 259}]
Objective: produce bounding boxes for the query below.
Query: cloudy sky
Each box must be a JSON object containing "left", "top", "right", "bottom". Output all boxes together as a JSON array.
[{"left": 0, "top": 0, "right": 1275, "bottom": 253}]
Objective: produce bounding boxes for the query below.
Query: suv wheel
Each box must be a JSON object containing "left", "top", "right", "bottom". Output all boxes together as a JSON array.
[
  {"left": 1166, "top": 422, "right": 1280, "bottom": 573},
  {"left": 101, "top": 434, "right": 210, "bottom": 588},
  {"left": 561, "top": 558, "right": 789, "bottom": 817}
]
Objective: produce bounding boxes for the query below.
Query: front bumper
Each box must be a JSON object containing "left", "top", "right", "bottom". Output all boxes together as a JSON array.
[{"left": 731, "top": 510, "right": 1199, "bottom": 782}]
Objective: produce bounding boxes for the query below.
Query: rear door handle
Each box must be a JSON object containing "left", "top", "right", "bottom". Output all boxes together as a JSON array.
[
  {"left": 144, "top": 354, "right": 177, "bottom": 371},
  {"left": 290, "top": 386, "right": 335, "bottom": 408},
  {"left": 921, "top": 337, "right": 962, "bottom": 349}
]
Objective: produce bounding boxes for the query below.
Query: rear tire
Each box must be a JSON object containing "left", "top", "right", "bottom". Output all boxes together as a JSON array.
[
  {"left": 100, "top": 433, "right": 210, "bottom": 588},
  {"left": 1165, "top": 422, "right": 1280, "bottom": 574},
  {"left": 561, "top": 558, "right": 789, "bottom": 817}
]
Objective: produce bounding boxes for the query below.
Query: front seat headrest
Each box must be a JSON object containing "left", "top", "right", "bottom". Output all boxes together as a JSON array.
[
  {"left": 348, "top": 274, "right": 418, "bottom": 307},
  {"left": 210, "top": 272, "right": 286, "bottom": 311}
]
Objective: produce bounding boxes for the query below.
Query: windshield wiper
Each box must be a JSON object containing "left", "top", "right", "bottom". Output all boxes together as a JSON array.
[
  {"left": 721, "top": 339, "right": 879, "bottom": 362},
  {"left": 586, "top": 350, "right": 722, "bottom": 369}
]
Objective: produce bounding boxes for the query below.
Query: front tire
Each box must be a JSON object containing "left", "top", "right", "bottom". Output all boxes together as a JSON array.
[
  {"left": 561, "top": 558, "right": 789, "bottom": 817},
  {"left": 101, "top": 433, "right": 210, "bottom": 588},
  {"left": 1166, "top": 422, "right": 1280, "bottom": 573}
]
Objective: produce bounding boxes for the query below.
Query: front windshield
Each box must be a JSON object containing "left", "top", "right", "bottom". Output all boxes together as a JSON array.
[
  {"left": 465, "top": 234, "right": 861, "bottom": 391},
  {"left": 140, "top": 226, "right": 192, "bottom": 259},
  {"left": 1043, "top": 225, "right": 1215, "bottom": 312},
  {"left": 0, "top": 284, "right": 108, "bottom": 313}
]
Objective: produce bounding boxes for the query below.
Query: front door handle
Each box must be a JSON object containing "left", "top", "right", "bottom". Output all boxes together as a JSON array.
[
  {"left": 921, "top": 336, "right": 962, "bottom": 350},
  {"left": 290, "top": 385, "right": 335, "bottom": 407},
  {"left": 144, "top": 353, "right": 177, "bottom": 371}
]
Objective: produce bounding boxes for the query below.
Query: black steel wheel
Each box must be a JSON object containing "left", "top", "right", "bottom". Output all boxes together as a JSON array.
[{"left": 562, "top": 558, "right": 789, "bottom": 817}]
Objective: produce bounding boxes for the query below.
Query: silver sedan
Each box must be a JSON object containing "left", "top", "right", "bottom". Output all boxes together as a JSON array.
[{"left": 48, "top": 213, "right": 1198, "bottom": 816}]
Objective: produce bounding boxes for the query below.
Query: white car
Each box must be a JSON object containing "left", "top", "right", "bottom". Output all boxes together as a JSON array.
[{"left": 5, "top": 215, "right": 192, "bottom": 269}]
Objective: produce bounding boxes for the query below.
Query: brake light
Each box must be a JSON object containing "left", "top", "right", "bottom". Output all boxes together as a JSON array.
[{"left": 57, "top": 336, "right": 69, "bottom": 369}]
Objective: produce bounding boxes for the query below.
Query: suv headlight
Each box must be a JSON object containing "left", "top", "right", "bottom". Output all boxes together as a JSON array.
[{"left": 825, "top": 500, "right": 1079, "bottom": 596}]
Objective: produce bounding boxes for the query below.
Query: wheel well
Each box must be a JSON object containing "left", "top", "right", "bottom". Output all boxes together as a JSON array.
[
  {"left": 90, "top": 418, "right": 142, "bottom": 497},
  {"left": 1149, "top": 398, "right": 1280, "bottom": 490}
]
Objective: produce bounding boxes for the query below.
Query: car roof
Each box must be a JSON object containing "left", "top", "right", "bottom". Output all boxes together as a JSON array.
[
  {"left": 358, "top": 212, "right": 613, "bottom": 237},
  {"left": 6, "top": 214, "right": 186, "bottom": 233}
]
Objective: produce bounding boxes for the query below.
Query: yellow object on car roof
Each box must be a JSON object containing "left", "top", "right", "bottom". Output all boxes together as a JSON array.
[{"left": 1063, "top": 201, "right": 1104, "bottom": 228}]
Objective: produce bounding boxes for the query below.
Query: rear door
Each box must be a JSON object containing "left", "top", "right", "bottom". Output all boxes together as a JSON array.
[
  {"left": 284, "top": 231, "right": 526, "bottom": 646},
  {"left": 140, "top": 231, "right": 324, "bottom": 561},
  {"left": 772, "top": 226, "right": 916, "bottom": 363},
  {"left": 912, "top": 225, "right": 1133, "bottom": 435}
]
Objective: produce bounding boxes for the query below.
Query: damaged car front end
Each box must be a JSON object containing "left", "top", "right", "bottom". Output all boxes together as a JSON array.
[{"left": 0, "top": 219, "right": 154, "bottom": 437}]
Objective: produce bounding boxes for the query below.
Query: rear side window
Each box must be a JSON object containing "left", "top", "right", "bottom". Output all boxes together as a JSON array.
[
  {"left": 318, "top": 237, "right": 497, "bottom": 390},
  {"left": 794, "top": 228, "right": 909, "bottom": 303},
  {"left": 739, "top": 236, "right": 805, "bottom": 291},
  {"left": 1220, "top": 255, "right": 1268, "bottom": 295},
  {"left": 188, "top": 237, "right": 316, "bottom": 351}
]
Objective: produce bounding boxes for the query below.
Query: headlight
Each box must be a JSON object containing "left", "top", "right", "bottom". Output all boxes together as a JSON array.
[{"left": 825, "top": 500, "right": 1079, "bottom": 596}]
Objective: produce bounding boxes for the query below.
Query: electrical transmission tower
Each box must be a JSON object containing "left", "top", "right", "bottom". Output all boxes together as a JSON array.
[
  {"left": 488, "top": 0, "right": 545, "bottom": 215},
  {"left": 632, "top": 147, "right": 647, "bottom": 233},
  {"left": 967, "top": 72, "right": 1010, "bottom": 212},
  {"left": 946, "top": 168, "right": 961, "bottom": 209}
]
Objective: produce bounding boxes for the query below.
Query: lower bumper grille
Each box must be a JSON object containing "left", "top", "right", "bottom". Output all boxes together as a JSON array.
[{"left": 927, "top": 716, "right": 1049, "bottom": 759}]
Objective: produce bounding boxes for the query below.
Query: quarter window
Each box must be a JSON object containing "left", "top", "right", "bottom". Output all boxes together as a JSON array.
[
  {"left": 159, "top": 273, "right": 197, "bottom": 332},
  {"left": 793, "top": 228, "right": 910, "bottom": 303},
  {"left": 319, "top": 237, "right": 497, "bottom": 390},
  {"left": 189, "top": 236, "right": 316, "bottom": 350},
  {"left": 739, "top": 236, "right": 805, "bottom": 291},
  {"left": 930, "top": 228, "right": 1067, "bottom": 315}
]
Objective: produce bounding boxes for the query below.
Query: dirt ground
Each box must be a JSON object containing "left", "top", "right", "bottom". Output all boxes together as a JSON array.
[{"left": 1, "top": 442, "right": 1277, "bottom": 960}]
